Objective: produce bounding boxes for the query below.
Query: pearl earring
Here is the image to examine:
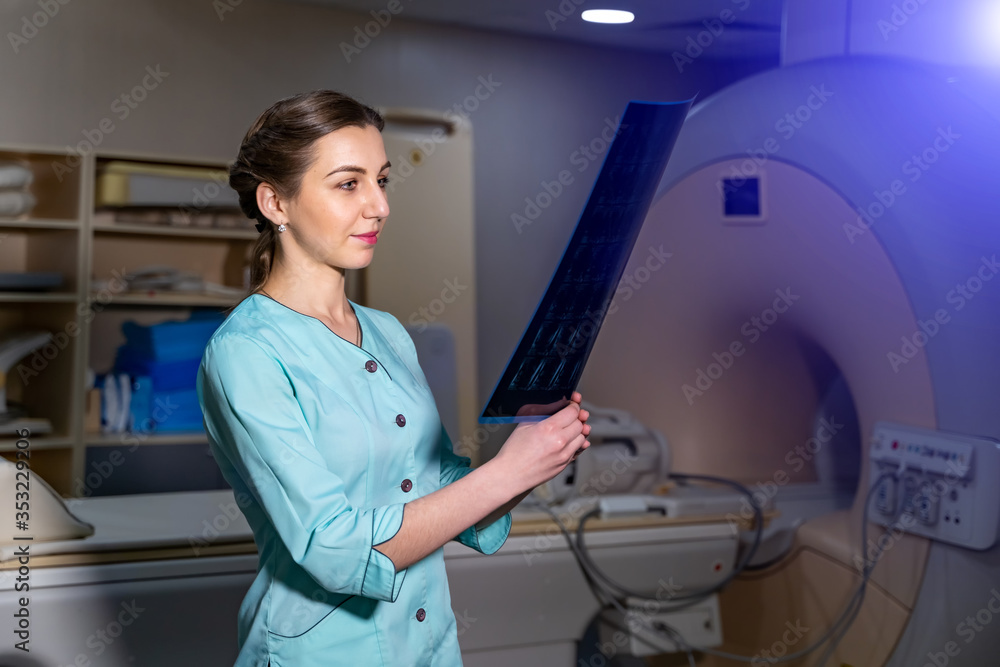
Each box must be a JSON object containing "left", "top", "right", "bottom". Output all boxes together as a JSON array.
[{"left": 278, "top": 224, "right": 286, "bottom": 232}]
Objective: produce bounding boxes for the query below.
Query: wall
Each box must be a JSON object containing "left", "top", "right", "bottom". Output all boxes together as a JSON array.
[
  {"left": 784, "top": 0, "right": 1000, "bottom": 68},
  {"left": 0, "top": 0, "right": 772, "bottom": 458}
]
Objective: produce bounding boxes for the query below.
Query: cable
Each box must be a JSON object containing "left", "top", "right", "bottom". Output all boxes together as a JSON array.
[
  {"left": 573, "top": 472, "right": 764, "bottom": 610},
  {"left": 813, "top": 469, "right": 907, "bottom": 665},
  {"left": 524, "top": 472, "right": 763, "bottom": 662},
  {"left": 646, "top": 471, "right": 900, "bottom": 664},
  {"left": 531, "top": 470, "right": 900, "bottom": 664}
]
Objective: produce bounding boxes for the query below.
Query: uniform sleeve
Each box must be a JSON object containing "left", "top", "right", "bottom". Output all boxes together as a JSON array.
[
  {"left": 381, "top": 312, "right": 512, "bottom": 555},
  {"left": 197, "top": 332, "right": 406, "bottom": 602},
  {"left": 437, "top": 422, "right": 512, "bottom": 555}
]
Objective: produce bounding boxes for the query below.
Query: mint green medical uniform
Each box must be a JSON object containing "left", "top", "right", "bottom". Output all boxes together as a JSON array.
[{"left": 196, "top": 294, "right": 511, "bottom": 667}]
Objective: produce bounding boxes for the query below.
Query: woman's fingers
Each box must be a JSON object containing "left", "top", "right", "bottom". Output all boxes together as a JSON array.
[
  {"left": 565, "top": 431, "right": 588, "bottom": 454},
  {"left": 567, "top": 434, "right": 590, "bottom": 460},
  {"left": 543, "top": 400, "right": 581, "bottom": 429}
]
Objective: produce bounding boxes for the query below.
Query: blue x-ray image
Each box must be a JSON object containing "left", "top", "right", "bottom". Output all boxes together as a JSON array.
[{"left": 480, "top": 99, "right": 692, "bottom": 423}]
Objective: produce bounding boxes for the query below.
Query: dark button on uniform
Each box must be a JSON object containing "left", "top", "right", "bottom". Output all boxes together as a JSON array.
[
  {"left": 401, "top": 479, "right": 412, "bottom": 493},
  {"left": 415, "top": 608, "right": 426, "bottom": 622},
  {"left": 365, "top": 360, "right": 377, "bottom": 373},
  {"left": 395, "top": 414, "right": 406, "bottom": 427}
]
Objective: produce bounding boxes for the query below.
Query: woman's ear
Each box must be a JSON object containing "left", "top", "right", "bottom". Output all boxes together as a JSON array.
[{"left": 256, "top": 181, "right": 289, "bottom": 228}]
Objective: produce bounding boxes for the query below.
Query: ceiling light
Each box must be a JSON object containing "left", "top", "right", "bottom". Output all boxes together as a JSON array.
[{"left": 581, "top": 9, "right": 635, "bottom": 25}]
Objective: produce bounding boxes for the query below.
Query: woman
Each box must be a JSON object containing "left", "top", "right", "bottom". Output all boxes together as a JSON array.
[{"left": 197, "top": 90, "right": 591, "bottom": 667}]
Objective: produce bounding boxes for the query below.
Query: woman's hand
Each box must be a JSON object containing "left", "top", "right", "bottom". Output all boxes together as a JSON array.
[
  {"left": 374, "top": 392, "right": 589, "bottom": 570},
  {"left": 490, "top": 391, "right": 591, "bottom": 497}
]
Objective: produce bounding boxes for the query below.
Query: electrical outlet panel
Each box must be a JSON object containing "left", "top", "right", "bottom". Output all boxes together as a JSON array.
[{"left": 868, "top": 422, "right": 1000, "bottom": 550}]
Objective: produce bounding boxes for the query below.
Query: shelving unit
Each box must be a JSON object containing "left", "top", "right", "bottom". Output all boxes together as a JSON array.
[
  {"left": 1, "top": 112, "right": 479, "bottom": 494},
  {"left": 0, "top": 146, "right": 254, "bottom": 496}
]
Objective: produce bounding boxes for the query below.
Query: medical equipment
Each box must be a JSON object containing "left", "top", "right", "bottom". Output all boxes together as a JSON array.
[
  {"left": 481, "top": 100, "right": 691, "bottom": 423},
  {"left": 576, "top": 55, "right": 1000, "bottom": 665},
  {"left": 531, "top": 404, "right": 671, "bottom": 504},
  {"left": 510, "top": 404, "right": 779, "bottom": 661}
]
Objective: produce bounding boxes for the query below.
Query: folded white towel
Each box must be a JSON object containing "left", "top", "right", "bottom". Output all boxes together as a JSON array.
[
  {"left": 0, "top": 162, "right": 33, "bottom": 189},
  {"left": 0, "top": 189, "right": 37, "bottom": 217}
]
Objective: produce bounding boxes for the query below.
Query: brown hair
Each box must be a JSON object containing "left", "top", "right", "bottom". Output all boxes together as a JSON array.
[{"left": 229, "top": 90, "right": 385, "bottom": 295}]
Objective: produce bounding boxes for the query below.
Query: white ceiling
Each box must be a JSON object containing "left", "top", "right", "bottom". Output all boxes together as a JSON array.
[{"left": 281, "top": 0, "right": 784, "bottom": 59}]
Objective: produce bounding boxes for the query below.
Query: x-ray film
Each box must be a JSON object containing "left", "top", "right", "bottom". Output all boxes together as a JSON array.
[{"left": 480, "top": 99, "right": 692, "bottom": 423}]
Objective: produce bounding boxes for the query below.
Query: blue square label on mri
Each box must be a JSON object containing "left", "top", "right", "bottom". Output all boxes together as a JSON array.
[{"left": 723, "top": 177, "right": 761, "bottom": 217}]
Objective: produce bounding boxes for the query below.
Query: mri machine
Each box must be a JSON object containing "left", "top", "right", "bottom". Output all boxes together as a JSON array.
[
  {"left": 4, "top": 22, "right": 1000, "bottom": 667},
  {"left": 576, "top": 54, "right": 1000, "bottom": 664},
  {"left": 469, "top": 50, "right": 1000, "bottom": 664}
]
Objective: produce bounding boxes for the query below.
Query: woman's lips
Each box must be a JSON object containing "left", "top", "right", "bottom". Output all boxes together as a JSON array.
[{"left": 354, "top": 232, "right": 378, "bottom": 245}]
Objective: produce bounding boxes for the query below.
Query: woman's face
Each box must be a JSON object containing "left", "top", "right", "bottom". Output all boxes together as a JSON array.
[{"left": 277, "top": 124, "right": 391, "bottom": 272}]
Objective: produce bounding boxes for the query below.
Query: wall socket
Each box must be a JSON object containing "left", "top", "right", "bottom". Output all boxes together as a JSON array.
[{"left": 868, "top": 421, "right": 1000, "bottom": 550}]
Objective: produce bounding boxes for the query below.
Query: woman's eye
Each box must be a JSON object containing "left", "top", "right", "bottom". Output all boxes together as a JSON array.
[
  {"left": 339, "top": 180, "right": 357, "bottom": 191},
  {"left": 378, "top": 176, "right": 390, "bottom": 188}
]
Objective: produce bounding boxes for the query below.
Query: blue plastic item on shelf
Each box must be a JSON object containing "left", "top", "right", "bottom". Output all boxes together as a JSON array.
[
  {"left": 150, "top": 388, "right": 205, "bottom": 432},
  {"left": 121, "top": 313, "right": 225, "bottom": 361},
  {"left": 114, "top": 349, "right": 201, "bottom": 392},
  {"left": 129, "top": 375, "right": 153, "bottom": 431}
]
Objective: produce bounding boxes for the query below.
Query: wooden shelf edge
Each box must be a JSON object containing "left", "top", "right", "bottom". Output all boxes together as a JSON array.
[
  {"left": 91, "top": 223, "right": 256, "bottom": 240},
  {"left": 0, "top": 292, "right": 78, "bottom": 303},
  {"left": 84, "top": 432, "right": 210, "bottom": 447},
  {"left": 0, "top": 541, "right": 257, "bottom": 570},
  {"left": 0, "top": 218, "right": 80, "bottom": 230},
  {"left": 0, "top": 437, "right": 75, "bottom": 452}
]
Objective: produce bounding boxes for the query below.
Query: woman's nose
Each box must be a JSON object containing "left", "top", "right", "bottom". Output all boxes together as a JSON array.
[{"left": 366, "top": 182, "right": 390, "bottom": 219}]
